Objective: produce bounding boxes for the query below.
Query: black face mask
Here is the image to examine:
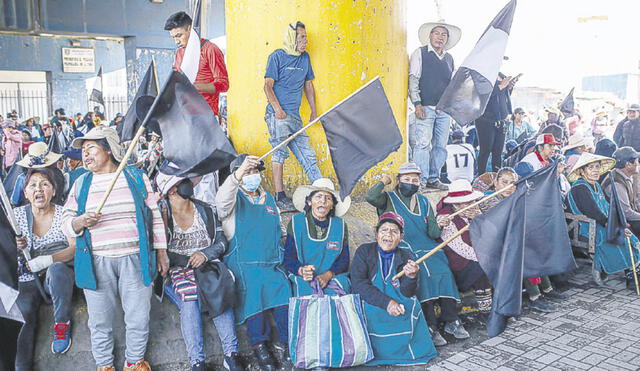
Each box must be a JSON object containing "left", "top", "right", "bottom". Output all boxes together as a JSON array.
[
  {"left": 398, "top": 182, "right": 419, "bottom": 198},
  {"left": 176, "top": 180, "right": 194, "bottom": 200}
]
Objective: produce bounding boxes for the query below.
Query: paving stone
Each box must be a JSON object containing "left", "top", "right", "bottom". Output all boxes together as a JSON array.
[
  {"left": 600, "top": 357, "right": 638, "bottom": 371},
  {"left": 581, "top": 353, "right": 608, "bottom": 366},
  {"left": 566, "top": 349, "right": 592, "bottom": 361},
  {"left": 555, "top": 357, "right": 591, "bottom": 370},
  {"left": 536, "top": 352, "right": 562, "bottom": 365}
]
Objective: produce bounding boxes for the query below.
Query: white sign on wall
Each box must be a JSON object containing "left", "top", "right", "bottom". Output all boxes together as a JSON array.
[{"left": 62, "top": 47, "right": 95, "bottom": 73}]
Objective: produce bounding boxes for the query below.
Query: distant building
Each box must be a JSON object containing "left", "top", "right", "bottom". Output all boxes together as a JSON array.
[{"left": 582, "top": 73, "right": 640, "bottom": 102}]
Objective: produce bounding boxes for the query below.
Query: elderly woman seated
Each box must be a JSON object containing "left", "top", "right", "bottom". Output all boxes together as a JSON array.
[
  {"left": 566, "top": 153, "right": 640, "bottom": 285},
  {"left": 437, "top": 180, "right": 493, "bottom": 315},
  {"left": 14, "top": 167, "right": 76, "bottom": 371},
  {"left": 284, "top": 178, "right": 351, "bottom": 295},
  {"left": 351, "top": 212, "right": 437, "bottom": 366}
]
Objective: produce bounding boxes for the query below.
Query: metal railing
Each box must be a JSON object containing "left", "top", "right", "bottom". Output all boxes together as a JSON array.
[
  {"left": 100, "top": 96, "right": 129, "bottom": 121},
  {"left": 0, "top": 88, "right": 49, "bottom": 121}
]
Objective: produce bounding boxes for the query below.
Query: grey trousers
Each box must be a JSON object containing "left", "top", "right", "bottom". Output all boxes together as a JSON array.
[{"left": 83, "top": 254, "right": 152, "bottom": 367}]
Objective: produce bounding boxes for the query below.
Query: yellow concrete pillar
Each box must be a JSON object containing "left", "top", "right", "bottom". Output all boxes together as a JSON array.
[{"left": 225, "top": 0, "right": 407, "bottom": 197}]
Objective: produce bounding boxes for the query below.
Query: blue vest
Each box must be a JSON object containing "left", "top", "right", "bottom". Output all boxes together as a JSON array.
[
  {"left": 226, "top": 191, "right": 291, "bottom": 324},
  {"left": 74, "top": 167, "right": 157, "bottom": 290},
  {"left": 364, "top": 250, "right": 437, "bottom": 366},
  {"left": 290, "top": 212, "right": 351, "bottom": 296},
  {"left": 567, "top": 180, "right": 640, "bottom": 274},
  {"left": 388, "top": 191, "right": 459, "bottom": 302}
]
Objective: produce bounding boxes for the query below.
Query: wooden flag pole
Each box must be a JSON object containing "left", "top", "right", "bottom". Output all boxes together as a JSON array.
[
  {"left": 0, "top": 181, "right": 21, "bottom": 236},
  {"left": 446, "top": 184, "right": 516, "bottom": 219},
  {"left": 258, "top": 76, "right": 381, "bottom": 162},
  {"left": 392, "top": 225, "right": 470, "bottom": 281},
  {"left": 627, "top": 236, "right": 640, "bottom": 296}
]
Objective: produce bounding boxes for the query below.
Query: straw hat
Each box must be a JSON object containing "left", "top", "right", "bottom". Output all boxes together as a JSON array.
[
  {"left": 443, "top": 179, "right": 484, "bottom": 204},
  {"left": 71, "top": 126, "right": 124, "bottom": 162},
  {"left": 567, "top": 153, "right": 616, "bottom": 182},
  {"left": 562, "top": 133, "right": 591, "bottom": 152},
  {"left": 418, "top": 21, "right": 461, "bottom": 50},
  {"left": 292, "top": 178, "right": 351, "bottom": 217},
  {"left": 16, "top": 142, "right": 62, "bottom": 169}
]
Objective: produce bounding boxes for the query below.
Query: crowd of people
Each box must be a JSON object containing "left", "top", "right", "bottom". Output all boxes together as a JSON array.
[{"left": 1, "top": 12, "right": 640, "bottom": 371}]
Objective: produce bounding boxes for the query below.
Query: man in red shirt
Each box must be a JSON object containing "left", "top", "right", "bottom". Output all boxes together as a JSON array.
[{"left": 165, "top": 11, "right": 229, "bottom": 115}]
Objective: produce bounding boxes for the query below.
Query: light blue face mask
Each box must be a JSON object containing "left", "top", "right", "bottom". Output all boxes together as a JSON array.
[{"left": 242, "top": 173, "right": 262, "bottom": 192}]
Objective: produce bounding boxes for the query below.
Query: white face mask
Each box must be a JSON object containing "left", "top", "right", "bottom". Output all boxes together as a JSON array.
[{"left": 242, "top": 173, "right": 262, "bottom": 192}]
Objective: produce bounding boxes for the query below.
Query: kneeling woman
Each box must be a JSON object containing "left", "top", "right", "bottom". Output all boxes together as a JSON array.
[
  {"left": 351, "top": 212, "right": 437, "bottom": 366},
  {"left": 566, "top": 153, "right": 639, "bottom": 284},
  {"left": 14, "top": 167, "right": 76, "bottom": 371},
  {"left": 156, "top": 173, "right": 242, "bottom": 371},
  {"left": 285, "top": 178, "right": 351, "bottom": 295}
]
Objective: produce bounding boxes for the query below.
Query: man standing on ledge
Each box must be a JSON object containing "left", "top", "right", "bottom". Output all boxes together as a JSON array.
[
  {"left": 264, "top": 21, "right": 322, "bottom": 211},
  {"left": 409, "top": 21, "right": 461, "bottom": 191},
  {"left": 165, "top": 11, "right": 229, "bottom": 116}
]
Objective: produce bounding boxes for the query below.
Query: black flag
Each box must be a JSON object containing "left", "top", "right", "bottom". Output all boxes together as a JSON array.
[
  {"left": 47, "top": 131, "right": 63, "bottom": 154},
  {"left": 320, "top": 78, "right": 402, "bottom": 199},
  {"left": 559, "top": 87, "right": 575, "bottom": 117},
  {"left": 471, "top": 163, "right": 576, "bottom": 336},
  {"left": 89, "top": 66, "right": 105, "bottom": 107},
  {"left": 138, "top": 71, "right": 236, "bottom": 178},
  {"left": 606, "top": 172, "right": 627, "bottom": 246},
  {"left": 118, "top": 61, "right": 159, "bottom": 141},
  {"left": 436, "top": 0, "right": 517, "bottom": 125}
]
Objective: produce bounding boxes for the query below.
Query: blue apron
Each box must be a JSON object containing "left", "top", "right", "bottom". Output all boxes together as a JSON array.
[
  {"left": 289, "top": 212, "right": 351, "bottom": 296},
  {"left": 388, "top": 191, "right": 459, "bottom": 302},
  {"left": 363, "top": 250, "right": 437, "bottom": 366},
  {"left": 567, "top": 179, "right": 640, "bottom": 274},
  {"left": 225, "top": 191, "right": 292, "bottom": 324}
]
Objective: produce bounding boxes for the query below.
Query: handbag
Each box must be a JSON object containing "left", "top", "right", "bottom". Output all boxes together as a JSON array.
[
  {"left": 288, "top": 279, "right": 373, "bottom": 369},
  {"left": 169, "top": 266, "right": 198, "bottom": 302}
]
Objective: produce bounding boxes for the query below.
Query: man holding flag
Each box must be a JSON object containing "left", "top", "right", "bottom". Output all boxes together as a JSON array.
[{"left": 165, "top": 10, "right": 229, "bottom": 116}]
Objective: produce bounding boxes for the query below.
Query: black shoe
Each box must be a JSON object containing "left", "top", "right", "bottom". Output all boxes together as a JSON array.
[
  {"left": 224, "top": 352, "right": 244, "bottom": 371},
  {"left": 528, "top": 298, "right": 557, "bottom": 313},
  {"left": 426, "top": 180, "right": 449, "bottom": 190},
  {"left": 627, "top": 278, "right": 639, "bottom": 292},
  {"left": 543, "top": 290, "right": 569, "bottom": 300},
  {"left": 192, "top": 361, "right": 206, "bottom": 371},
  {"left": 253, "top": 343, "right": 277, "bottom": 371},
  {"left": 272, "top": 342, "right": 292, "bottom": 370}
]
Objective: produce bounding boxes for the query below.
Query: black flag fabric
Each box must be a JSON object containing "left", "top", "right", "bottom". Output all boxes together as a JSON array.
[
  {"left": 118, "top": 61, "right": 160, "bottom": 141},
  {"left": 470, "top": 163, "right": 577, "bottom": 336},
  {"left": 47, "top": 130, "right": 64, "bottom": 155},
  {"left": 89, "top": 66, "right": 105, "bottom": 107},
  {"left": 559, "top": 87, "right": 575, "bottom": 117},
  {"left": 606, "top": 172, "right": 627, "bottom": 246},
  {"left": 320, "top": 77, "right": 402, "bottom": 199},
  {"left": 0, "top": 208, "right": 21, "bottom": 371},
  {"left": 436, "top": 0, "right": 517, "bottom": 125},
  {"left": 137, "top": 71, "right": 236, "bottom": 178}
]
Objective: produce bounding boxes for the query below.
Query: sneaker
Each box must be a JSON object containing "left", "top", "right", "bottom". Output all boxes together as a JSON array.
[
  {"left": 272, "top": 342, "right": 292, "bottom": 369},
  {"left": 444, "top": 320, "right": 470, "bottom": 339},
  {"left": 276, "top": 196, "right": 296, "bottom": 212},
  {"left": 192, "top": 361, "right": 206, "bottom": 371},
  {"left": 426, "top": 180, "right": 449, "bottom": 191},
  {"left": 223, "top": 352, "right": 244, "bottom": 371},
  {"left": 528, "top": 298, "right": 557, "bottom": 313},
  {"left": 543, "top": 290, "right": 569, "bottom": 300},
  {"left": 253, "top": 342, "right": 277, "bottom": 371},
  {"left": 51, "top": 321, "right": 72, "bottom": 354},
  {"left": 123, "top": 360, "right": 151, "bottom": 371},
  {"left": 592, "top": 268, "right": 606, "bottom": 286},
  {"left": 429, "top": 326, "right": 447, "bottom": 346}
]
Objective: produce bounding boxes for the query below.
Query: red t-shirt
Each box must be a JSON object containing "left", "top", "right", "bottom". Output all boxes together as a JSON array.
[{"left": 173, "top": 38, "right": 229, "bottom": 115}]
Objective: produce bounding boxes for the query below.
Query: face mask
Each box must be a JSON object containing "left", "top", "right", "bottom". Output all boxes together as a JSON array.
[
  {"left": 176, "top": 180, "right": 194, "bottom": 199},
  {"left": 398, "top": 182, "right": 419, "bottom": 198},
  {"left": 242, "top": 173, "right": 262, "bottom": 192}
]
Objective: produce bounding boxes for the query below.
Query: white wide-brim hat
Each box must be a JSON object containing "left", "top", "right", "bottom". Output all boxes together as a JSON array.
[
  {"left": 292, "top": 178, "right": 351, "bottom": 218},
  {"left": 16, "top": 142, "right": 62, "bottom": 169},
  {"left": 418, "top": 21, "right": 462, "bottom": 50},
  {"left": 567, "top": 153, "right": 616, "bottom": 183},
  {"left": 562, "top": 133, "right": 591, "bottom": 152},
  {"left": 443, "top": 179, "right": 485, "bottom": 204}
]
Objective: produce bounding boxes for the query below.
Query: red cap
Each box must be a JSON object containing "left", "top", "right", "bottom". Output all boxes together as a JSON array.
[
  {"left": 377, "top": 212, "right": 405, "bottom": 230},
  {"left": 536, "top": 133, "right": 561, "bottom": 146}
]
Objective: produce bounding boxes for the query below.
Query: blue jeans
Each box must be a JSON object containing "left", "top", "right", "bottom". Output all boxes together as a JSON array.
[
  {"left": 409, "top": 106, "right": 452, "bottom": 183},
  {"left": 164, "top": 283, "right": 239, "bottom": 364},
  {"left": 265, "top": 113, "right": 322, "bottom": 182},
  {"left": 246, "top": 305, "right": 289, "bottom": 346}
]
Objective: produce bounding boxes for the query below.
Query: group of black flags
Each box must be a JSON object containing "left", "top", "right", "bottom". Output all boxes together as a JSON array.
[{"left": 0, "top": 0, "right": 627, "bottom": 367}]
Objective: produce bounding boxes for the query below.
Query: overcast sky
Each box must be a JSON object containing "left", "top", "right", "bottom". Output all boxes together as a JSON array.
[{"left": 407, "top": 0, "right": 640, "bottom": 90}]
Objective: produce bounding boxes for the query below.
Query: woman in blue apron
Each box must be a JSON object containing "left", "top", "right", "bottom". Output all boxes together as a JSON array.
[
  {"left": 566, "top": 153, "right": 640, "bottom": 283},
  {"left": 352, "top": 212, "right": 437, "bottom": 366},
  {"left": 285, "top": 178, "right": 352, "bottom": 296},
  {"left": 217, "top": 154, "right": 292, "bottom": 371},
  {"left": 365, "top": 162, "right": 465, "bottom": 346}
]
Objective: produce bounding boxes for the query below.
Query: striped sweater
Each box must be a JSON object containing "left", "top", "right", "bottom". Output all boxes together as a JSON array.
[{"left": 62, "top": 171, "right": 167, "bottom": 257}]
